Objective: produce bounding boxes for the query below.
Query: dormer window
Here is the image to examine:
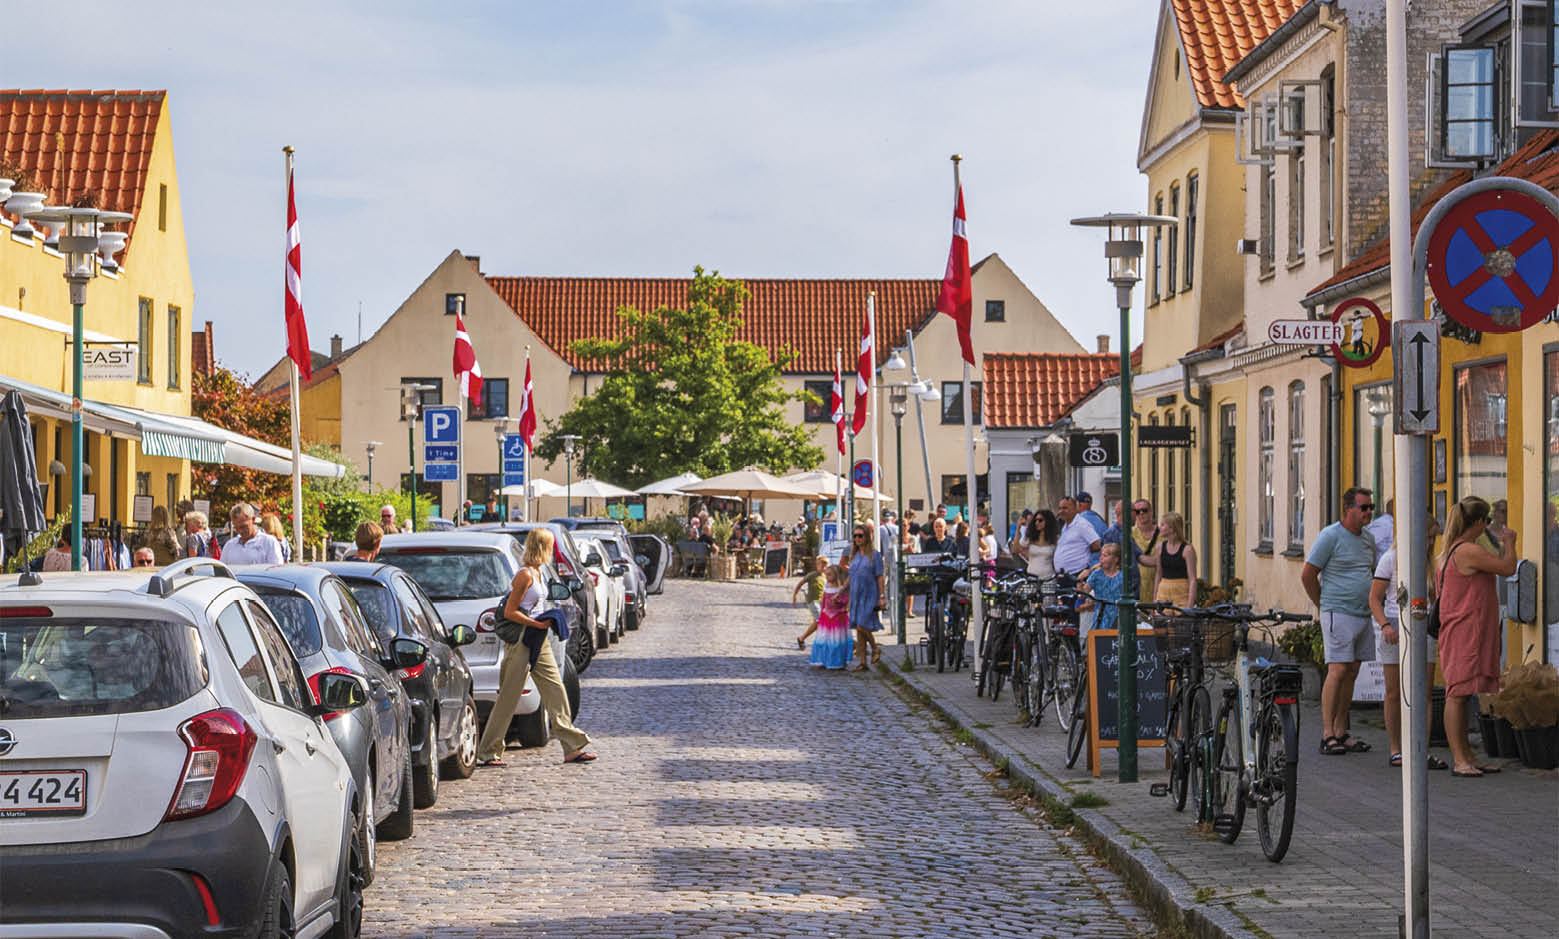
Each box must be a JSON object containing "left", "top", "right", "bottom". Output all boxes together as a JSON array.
[
  {"left": 1429, "top": 2, "right": 1559, "bottom": 167},
  {"left": 1443, "top": 46, "right": 1498, "bottom": 160}
]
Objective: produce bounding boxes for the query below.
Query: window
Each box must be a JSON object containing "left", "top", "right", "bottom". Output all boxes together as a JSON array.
[
  {"left": 137, "top": 298, "right": 153, "bottom": 384},
  {"left": 157, "top": 184, "right": 167, "bottom": 232},
  {"left": 167, "top": 305, "right": 181, "bottom": 390},
  {"left": 1543, "top": 347, "right": 1559, "bottom": 636},
  {"left": 1165, "top": 412, "right": 1176, "bottom": 512},
  {"left": 1517, "top": 1, "right": 1559, "bottom": 126},
  {"left": 391, "top": 577, "right": 438, "bottom": 642},
  {"left": 1184, "top": 174, "right": 1198, "bottom": 290},
  {"left": 136, "top": 471, "right": 151, "bottom": 497},
  {"left": 1443, "top": 46, "right": 1499, "bottom": 159},
  {"left": 1166, "top": 185, "right": 1179, "bottom": 297},
  {"left": 166, "top": 475, "right": 178, "bottom": 523},
  {"left": 1149, "top": 413, "right": 1161, "bottom": 513},
  {"left": 469, "top": 377, "right": 509, "bottom": 419},
  {"left": 399, "top": 474, "right": 442, "bottom": 517},
  {"left": 985, "top": 299, "right": 1006, "bottom": 322},
  {"left": 803, "top": 379, "right": 833, "bottom": 422},
  {"left": 938, "top": 474, "right": 986, "bottom": 520},
  {"left": 445, "top": 293, "right": 465, "bottom": 316},
  {"left": 1354, "top": 383, "right": 1394, "bottom": 506},
  {"left": 1005, "top": 472, "right": 1039, "bottom": 538},
  {"left": 1181, "top": 406, "right": 1192, "bottom": 522},
  {"left": 400, "top": 377, "right": 443, "bottom": 416},
  {"left": 466, "top": 473, "right": 502, "bottom": 517},
  {"left": 941, "top": 381, "right": 982, "bottom": 425},
  {"left": 215, "top": 603, "right": 273, "bottom": 703},
  {"left": 1287, "top": 382, "right": 1306, "bottom": 550},
  {"left": 1258, "top": 387, "right": 1275, "bottom": 547},
  {"left": 1320, "top": 70, "right": 1336, "bottom": 249},
  {"left": 1453, "top": 359, "right": 1508, "bottom": 504},
  {"left": 1289, "top": 143, "right": 1305, "bottom": 261},
  {"left": 1152, "top": 194, "right": 1164, "bottom": 301},
  {"left": 245, "top": 600, "right": 310, "bottom": 711},
  {"left": 1260, "top": 111, "right": 1277, "bottom": 275}
]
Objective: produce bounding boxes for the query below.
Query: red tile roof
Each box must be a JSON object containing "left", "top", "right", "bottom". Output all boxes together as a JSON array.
[
  {"left": 0, "top": 90, "right": 165, "bottom": 255},
  {"left": 485, "top": 276, "right": 941, "bottom": 373},
  {"left": 981, "top": 353, "right": 1121, "bottom": 429},
  {"left": 1170, "top": 0, "right": 1307, "bottom": 110},
  {"left": 1305, "top": 130, "right": 1559, "bottom": 300}
]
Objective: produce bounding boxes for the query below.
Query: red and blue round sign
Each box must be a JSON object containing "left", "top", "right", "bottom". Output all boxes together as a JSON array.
[
  {"left": 1426, "top": 188, "right": 1559, "bottom": 333},
  {"left": 852, "top": 460, "right": 874, "bottom": 489}
]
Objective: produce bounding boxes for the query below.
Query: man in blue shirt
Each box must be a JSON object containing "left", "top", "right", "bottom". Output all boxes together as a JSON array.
[
  {"left": 1300, "top": 487, "right": 1380, "bottom": 756},
  {"left": 1076, "top": 491, "right": 1108, "bottom": 568}
]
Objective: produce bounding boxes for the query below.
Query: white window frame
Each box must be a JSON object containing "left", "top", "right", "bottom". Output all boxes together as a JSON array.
[
  {"left": 1287, "top": 381, "right": 1307, "bottom": 550},
  {"left": 1258, "top": 387, "right": 1275, "bottom": 547}
]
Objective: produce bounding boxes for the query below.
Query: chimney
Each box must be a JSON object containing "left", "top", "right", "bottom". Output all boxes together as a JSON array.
[
  {"left": 1097, "top": 335, "right": 1110, "bottom": 355},
  {"left": 464, "top": 254, "right": 482, "bottom": 274},
  {"left": 192, "top": 321, "right": 216, "bottom": 377},
  {"left": 330, "top": 334, "right": 343, "bottom": 359}
]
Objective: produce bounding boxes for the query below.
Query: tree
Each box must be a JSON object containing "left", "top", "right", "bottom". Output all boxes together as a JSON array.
[
  {"left": 191, "top": 366, "right": 290, "bottom": 510},
  {"left": 534, "top": 268, "right": 823, "bottom": 486}
]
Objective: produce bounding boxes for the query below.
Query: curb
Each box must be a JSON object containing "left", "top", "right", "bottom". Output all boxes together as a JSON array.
[{"left": 891, "top": 664, "right": 1259, "bottom": 939}]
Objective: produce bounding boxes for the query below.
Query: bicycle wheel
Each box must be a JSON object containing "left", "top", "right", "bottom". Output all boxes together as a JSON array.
[
  {"left": 1065, "top": 673, "right": 1088, "bottom": 768},
  {"left": 1166, "top": 688, "right": 1187, "bottom": 812},
  {"left": 1051, "top": 639, "right": 1081, "bottom": 731},
  {"left": 1026, "top": 634, "right": 1047, "bottom": 728},
  {"left": 945, "top": 603, "right": 967, "bottom": 672},
  {"left": 1181, "top": 685, "right": 1211, "bottom": 814},
  {"left": 1211, "top": 697, "right": 1245, "bottom": 844},
  {"left": 1010, "top": 630, "right": 1030, "bottom": 719},
  {"left": 930, "top": 598, "right": 946, "bottom": 673},
  {"left": 1255, "top": 703, "right": 1299, "bottom": 863}
]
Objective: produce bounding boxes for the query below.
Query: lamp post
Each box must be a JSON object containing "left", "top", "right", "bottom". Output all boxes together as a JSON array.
[
  {"left": 1368, "top": 393, "right": 1389, "bottom": 499},
  {"left": 561, "top": 434, "right": 581, "bottom": 517},
  {"left": 25, "top": 205, "right": 132, "bottom": 571},
  {"left": 493, "top": 420, "right": 509, "bottom": 520},
  {"left": 882, "top": 373, "right": 939, "bottom": 662},
  {"left": 402, "top": 384, "right": 436, "bottom": 531},
  {"left": 1070, "top": 211, "right": 1176, "bottom": 784},
  {"left": 364, "top": 441, "right": 380, "bottom": 493}
]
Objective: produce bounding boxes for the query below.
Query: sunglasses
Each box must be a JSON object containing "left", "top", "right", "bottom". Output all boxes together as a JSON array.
[
  {"left": 1355, "top": 503, "right": 1375, "bottom": 512},
  {"left": 1133, "top": 507, "right": 1151, "bottom": 514},
  {"left": 853, "top": 533, "right": 867, "bottom": 539}
]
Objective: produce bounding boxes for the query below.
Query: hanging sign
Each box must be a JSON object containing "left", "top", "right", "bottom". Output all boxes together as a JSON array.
[
  {"left": 1426, "top": 187, "right": 1559, "bottom": 333},
  {"left": 82, "top": 344, "right": 137, "bottom": 382},
  {"left": 1068, "top": 432, "right": 1119, "bottom": 468},
  {"left": 1330, "top": 297, "right": 1389, "bottom": 368},
  {"left": 1267, "top": 320, "right": 1346, "bottom": 345},
  {"left": 1136, "top": 425, "right": 1193, "bottom": 449},
  {"left": 132, "top": 495, "right": 154, "bottom": 523}
]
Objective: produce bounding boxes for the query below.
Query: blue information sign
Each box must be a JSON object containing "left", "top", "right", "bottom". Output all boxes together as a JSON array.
[
  {"left": 424, "top": 462, "right": 458, "bottom": 482},
  {"left": 422, "top": 406, "right": 460, "bottom": 444},
  {"left": 502, "top": 434, "right": 526, "bottom": 488},
  {"left": 424, "top": 445, "right": 458, "bottom": 463}
]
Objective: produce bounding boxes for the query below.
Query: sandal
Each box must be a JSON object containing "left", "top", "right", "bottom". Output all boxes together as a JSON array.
[
  {"left": 870, "top": 646, "right": 882, "bottom": 664},
  {"left": 1428, "top": 755, "right": 1449, "bottom": 770},
  {"left": 478, "top": 757, "right": 509, "bottom": 767},
  {"left": 1339, "top": 733, "right": 1372, "bottom": 753},
  {"left": 850, "top": 663, "right": 870, "bottom": 672},
  {"left": 1389, "top": 752, "right": 1403, "bottom": 767},
  {"left": 563, "top": 751, "right": 598, "bottom": 764},
  {"left": 1320, "top": 735, "right": 1348, "bottom": 755},
  {"left": 796, "top": 637, "right": 805, "bottom": 650},
  {"left": 1475, "top": 764, "right": 1501, "bottom": 774}
]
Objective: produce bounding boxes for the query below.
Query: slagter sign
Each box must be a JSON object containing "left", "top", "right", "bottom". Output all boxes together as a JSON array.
[{"left": 1267, "top": 320, "right": 1345, "bottom": 345}]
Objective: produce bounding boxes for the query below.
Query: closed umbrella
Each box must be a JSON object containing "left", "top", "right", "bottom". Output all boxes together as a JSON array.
[{"left": 0, "top": 390, "right": 46, "bottom": 563}]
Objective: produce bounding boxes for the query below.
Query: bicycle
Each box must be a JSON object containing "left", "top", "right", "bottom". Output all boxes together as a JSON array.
[
  {"left": 1202, "top": 604, "right": 1311, "bottom": 863},
  {"left": 1038, "top": 573, "right": 1084, "bottom": 733},
  {"left": 1140, "top": 602, "right": 1224, "bottom": 814}
]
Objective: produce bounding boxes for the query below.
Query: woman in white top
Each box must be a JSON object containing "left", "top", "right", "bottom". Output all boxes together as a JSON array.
[
  {"left": 1022, "top": 510, "right": 1059, "bottom": 580},
  {"left": 978, "top": 521, "right": 1000, "bottom": 563},
  {"left": 475, "top": 527, "right": 596, "bottom": 766}
]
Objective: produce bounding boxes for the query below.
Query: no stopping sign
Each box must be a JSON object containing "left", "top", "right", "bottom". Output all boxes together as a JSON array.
[{"left": 1426, "top": 187, "right": 1559, "bottom": 333}]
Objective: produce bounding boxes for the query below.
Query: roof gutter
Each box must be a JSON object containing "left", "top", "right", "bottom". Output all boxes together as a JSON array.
[
  {"left": 1221, "top": 1, "right": 1323, "bottom": 87},
  {"left": 1300, "top": 265, "right": 1392, "bottom": 310}
]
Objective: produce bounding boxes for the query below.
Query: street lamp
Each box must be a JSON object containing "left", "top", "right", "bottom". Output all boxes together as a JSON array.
[
  {"left": 1368, "top": 393, "right": 1390, "bottom": 500},
  {"left": 364, "top": 441, "right": 381, "bottom": 492},
  {"left": 25, "top": 204, "right": 132, "bottom": 570},
  {"left": 1071, "top": 211, "right": 1176, "bottom": 785},
  {"left": 561, "top": 434, "right": 581, "bottom": 517},
  {"left": 493, "top": 420, "right": 510, "bottom": 520},
  {"left": 402, "top": 384, "right": 436, "bottom": 530},
  {"left": 882, "top": 378, "right": 936, "bottom": 663}
]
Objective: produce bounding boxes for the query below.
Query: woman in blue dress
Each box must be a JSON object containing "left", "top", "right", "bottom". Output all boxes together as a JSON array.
[{"left": 848, "top": 523, "right": 886, "bottom": 671}]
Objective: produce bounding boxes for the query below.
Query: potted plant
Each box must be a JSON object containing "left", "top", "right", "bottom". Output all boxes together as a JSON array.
[
  {"left": 1277, "top": 619, "right": 1326, "bottom": 701},
  {"left": 1494, "top": 662, "right": 1559, "bottom": 770},
  {"left": 708, "top": 513, "right": 736, "bottom": 580}
]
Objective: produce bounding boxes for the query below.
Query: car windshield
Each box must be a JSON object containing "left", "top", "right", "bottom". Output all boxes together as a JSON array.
[
  {"left": 248, "top": 589, "right": 325, "bottom": 658},
  {"left": 378, "top": 550, "right": 513, "bottom": 601},
  {"left": 0, "top": 617, "right": 207, "bottom": 718},
  {"left": 343, "top": 581, "right": 397, "bottom": 644},
  {"left": 600, "top": 539, "right": 626, "bottom": 562}
]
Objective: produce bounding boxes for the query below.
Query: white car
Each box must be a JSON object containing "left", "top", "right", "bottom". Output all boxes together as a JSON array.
[
  {"left": 573, "top": 534, "right": 625, "bottom": 646},
  {"left": 375, "top": 532, "right": 580, "bottom": 748},
  {"left": 0, "top": 558, "right": 371, "bottom": 938}
]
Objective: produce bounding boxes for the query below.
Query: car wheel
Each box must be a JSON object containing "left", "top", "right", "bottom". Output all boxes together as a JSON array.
[
  {"left": 563, "top": 653, "right": 581, "bottom": 720},
  {"left": 377, "top": 758, "right": 415, "bottom": 842},
  {"left": 512, "top": 708, "right": 550, "bottom": 748},
  {"left": 326, "top": 811, "right": 366, "bottom": 939},
  {"left": 256, "top": 861, "right": 294, "bottom": 939},
  {"left": 440, "top": 696, "right": 478, "bottom": 780},
  {"left": 412, "top": 717, "right": 439, "bottom": 809},
  {"left": 625, "top": 606, "right": 640, "bottom": 631}
]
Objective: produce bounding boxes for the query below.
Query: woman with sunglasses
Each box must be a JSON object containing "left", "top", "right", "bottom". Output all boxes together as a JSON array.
[{"left": 846, "top": 522, "right": 886, "bottom": 670}]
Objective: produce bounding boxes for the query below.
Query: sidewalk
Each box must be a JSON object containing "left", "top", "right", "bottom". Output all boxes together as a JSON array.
[{"left": 890, "top": 638, "right": 1558, "bottom": 938}]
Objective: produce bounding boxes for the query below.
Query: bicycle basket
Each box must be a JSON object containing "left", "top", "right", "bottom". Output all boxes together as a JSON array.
[
  {"left": 1256, "top": 664, "right": 1305, "bottom": 703},
  {"left": 1161, "top": 614, "right": 1236, "bottom": 664}
]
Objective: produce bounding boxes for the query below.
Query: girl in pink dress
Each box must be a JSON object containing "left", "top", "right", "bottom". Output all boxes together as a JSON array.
[{"left": 810, "top": 564, "right": 853, "bottom": 669}]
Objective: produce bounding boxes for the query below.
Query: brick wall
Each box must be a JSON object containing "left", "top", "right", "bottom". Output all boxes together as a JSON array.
[{"left": 1339, "top": 0, "right": 1492, "bottom": 263}]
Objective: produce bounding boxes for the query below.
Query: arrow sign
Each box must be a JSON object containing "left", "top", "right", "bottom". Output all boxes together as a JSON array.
[{"left": 1393, "top": 321, "right": 1440, "bottom": 435}]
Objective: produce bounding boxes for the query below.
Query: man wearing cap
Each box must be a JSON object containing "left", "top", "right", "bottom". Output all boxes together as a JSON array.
[{"left": 1075, "top": 491, "right": 1109, "bottom": 568}]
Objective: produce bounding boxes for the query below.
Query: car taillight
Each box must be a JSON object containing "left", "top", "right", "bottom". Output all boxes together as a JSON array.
[
  {"left": 625, "top": 593, "right": 635, "bottom": 603},
  {"left": 555, "top": 548, "right": 575, "bottom": 576},
  {"left": 396, "top": 662, "right": 426, "bottom": 681},
  {"left": 587, "top": 570, "right": 599, "bottom": 586},
  {"left": 307, "top": 666, "right": 358, "bottom": 721},
  {"left": 165, "top": 708, "right": 256, "bottom": 821},
  {"left": 0, "top": 606, "right": 52, "bottom": 617}
]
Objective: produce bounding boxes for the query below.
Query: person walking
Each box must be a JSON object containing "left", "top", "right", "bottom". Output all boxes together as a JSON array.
[
  {"left": 350, "top": 521, "right": 383, "bottom": 561},
  {"left": 1300, "top": 487, "right": 1379, "bottom": 756},
  {"left": 847, "top": 523, "right": 886, "bottom": 670},
  {"left": 1130, "top": 499, "right": 1159, "bottom": 602},
  {"left": 1075, "top": 491, "right": 1108, "bottom": 568},
  {"left": 978, "top": 521, "right": 999, "bottom": 563},
  {"left": 810, "top": 563, "right": 854, "bottom": 669},
  {"left": 792, "top": 556, "right": 827, "bottom": 649},
  {"left": 1138, "top": 512, "right": 1197, "bottom": 607},
  {"left": 1369, "top": 543, "right": 1449, "bottom": 771},
  {"left": 1434, "top": 496, "right": 1518, "bottom": 777},
  {"left": 221, "top": 503, "right": 285, "bottom": 565},
  {"left": 476, "top": 528, "right": 596, "bottom": 766}
]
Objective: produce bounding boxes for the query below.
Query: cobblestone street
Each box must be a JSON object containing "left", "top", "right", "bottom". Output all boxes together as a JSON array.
[{"left": 364, "top": 578, "right": 1160, "bottom": 938}]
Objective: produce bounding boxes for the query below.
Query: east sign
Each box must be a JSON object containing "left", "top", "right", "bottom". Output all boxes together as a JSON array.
[{"left": 82, "top": 344, "right": 136, "bottom": 382}]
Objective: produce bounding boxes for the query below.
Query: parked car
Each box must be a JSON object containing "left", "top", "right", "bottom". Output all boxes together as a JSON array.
[
  {"left": 551, "top": 517, "right": 661, "bottom": 619},
  {"left": 232, "top": 564, "right": 421, "bottom": 886},
  {"left": 317, "top": 562, "right": 479, "bottom": 805},
  {"left": 627, "top": 532, "right": 672, "bottom": 595},
  {"left": 572, "top": 534, "right": 625, "bottom": 644},
  {"left": 0, "top": 559, "right": 371, "bottom": 937},
  {"left": 468, "top": 522, "right": 599, "bottom": 668},
  {"left": 375, "top": 532, "right": 581, "bottom": 747}
]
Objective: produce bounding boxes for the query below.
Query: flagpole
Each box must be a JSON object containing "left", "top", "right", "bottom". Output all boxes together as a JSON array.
[
  {"left": 284, "top": 146, "right": 304, "bottom": 562},
  {"left": 835, "top": 348, "right": 844, "bottom": 529},
  {"left": 951, "top": 154, "right": 982, "bottom": 667},
  {"left": 457, "top": 392, "right": 465, "bottom": 524},
  {"left": 868, "top": 291, "right": 880, "bottom": 538}
]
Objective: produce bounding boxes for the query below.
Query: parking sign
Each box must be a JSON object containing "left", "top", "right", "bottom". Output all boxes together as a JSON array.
[
  {"left": 422, "top": 406, "right": 460, "bottom": 444},
  {"left": 503, "top": 434, "right": 526, "bottom": 488}
]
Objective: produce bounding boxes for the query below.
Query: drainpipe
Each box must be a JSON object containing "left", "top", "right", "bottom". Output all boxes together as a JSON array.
[
  {"left": 1329, "top": 355, "right": 1342, "bottom": 523},
  {"left": 1179, "top": 349, "right": 1222, "bottom": 583}
]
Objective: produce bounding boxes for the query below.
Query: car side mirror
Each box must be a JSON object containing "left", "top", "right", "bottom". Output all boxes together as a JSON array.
[
  {"left": 609, "top": 564, "right": 627, "bottom": 577},
  {"left": 388, "top": 637, "right": 428, "bottom": 670},
  {"left": 313, "top": 671, "right": 368, "bottom": 715},
  {"left": 634, "top": 554, "right": 649, "bottom": 567},
  {"left": 565, "top": 578, "right": 584, "bottom": 594},
  {"left": 549, "top": 582, "right": 573, "bottom": 601},
  {"left": 449, "top": 624, "right": 476, "bottom": 647}
]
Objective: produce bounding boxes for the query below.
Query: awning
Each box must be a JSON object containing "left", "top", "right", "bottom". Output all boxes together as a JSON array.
[{"left": 0, "top": 374, "right": 345, "bottom": 478}]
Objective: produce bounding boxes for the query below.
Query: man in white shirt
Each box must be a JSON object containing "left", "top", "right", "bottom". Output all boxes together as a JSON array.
[
  {"left": 1053, "top": 496, "right": 1099, "bottom": 577},
  {"left": 220, "top": 503, "right": 285, "bottom": 565},
  {"left": 1365, "top": 498, "right": 1395, "bottom": 556}
]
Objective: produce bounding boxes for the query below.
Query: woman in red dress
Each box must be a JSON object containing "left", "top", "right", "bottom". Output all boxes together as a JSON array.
[{"left": 1434, "top": 497, "right": 1518, "bottom": 777}]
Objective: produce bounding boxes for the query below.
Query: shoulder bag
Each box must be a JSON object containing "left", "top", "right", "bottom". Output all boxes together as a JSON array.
[{"left": 1424, "top": 543, "right": 1463, "bottom": 639}]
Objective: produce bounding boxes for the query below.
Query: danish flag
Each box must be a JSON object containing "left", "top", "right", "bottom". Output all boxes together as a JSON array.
[
  {"left": 830, "top": 361, "right": 845, "bottom": 456},
  {"left": 936, "top": 184, "right": 974, "bottom": 366},
  {"left": 452, "top": 312, "right": 483, "bottom": 408},
  {"left": 284, "top": 171, "right": 310, "bottom": 380},
  {"left": 851, "top": 306, "right": 871, "bottom": 436},
  {"left": 516, "top": 352, "right": 536, "bottom": 449}
]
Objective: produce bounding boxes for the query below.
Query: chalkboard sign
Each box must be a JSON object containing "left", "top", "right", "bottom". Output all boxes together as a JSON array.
[
  {"left": 1085, "top": 629, "right": 1169, "bottom": 777},
  {"left": 763, "top": 543, "right": 790, "bottom": 577}
]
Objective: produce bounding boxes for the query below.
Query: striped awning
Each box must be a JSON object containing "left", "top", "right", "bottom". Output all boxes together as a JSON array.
[{"left": 139, "top": 428, "right": 225, "bottom": 463}]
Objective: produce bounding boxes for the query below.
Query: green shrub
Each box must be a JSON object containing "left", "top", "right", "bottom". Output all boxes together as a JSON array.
[{"left": 1277, "top": 620, "right": 1324, "bottom": 666}]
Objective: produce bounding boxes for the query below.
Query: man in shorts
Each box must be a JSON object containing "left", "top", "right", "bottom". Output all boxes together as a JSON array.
[
  {"left": 1300, "top": 487, "right": 1379, "bottom": 756},
  {"left": 1369, "top": 542, "right": 1448, "bottom": 771}
]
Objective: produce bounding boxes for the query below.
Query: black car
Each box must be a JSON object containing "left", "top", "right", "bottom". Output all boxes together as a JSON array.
[
  {"left": 232, "top": 564, "right": 424, "bottom": 886},
  {"left": 318, "top": 561, "right": 480, "bottom": 806},
  {"left": 468, "top": 521, "right": 599, "bottom": 668}
]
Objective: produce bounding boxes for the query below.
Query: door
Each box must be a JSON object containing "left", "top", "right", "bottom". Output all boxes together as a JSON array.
[
  {"left": 629, "top": 534, "right": 669, "bottom": 594},
  {"left": 323, "top": 581, "right": 405, "bottom": 810},
  {"left": 398, "top": 574, "right": 462, "bottom": 747},
  {"left": 217, "top": 602, "right": 342, "bottom": 920},
  {"left": 1217, "top": 404, "right": 1238, "bottom": 590}
]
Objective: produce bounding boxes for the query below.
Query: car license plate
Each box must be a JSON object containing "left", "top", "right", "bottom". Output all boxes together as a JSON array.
[{"left": 0, "top": 770, "right": 87, "bottom": 818}]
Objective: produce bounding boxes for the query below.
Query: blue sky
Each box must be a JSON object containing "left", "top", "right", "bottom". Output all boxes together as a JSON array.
[{"left": 12, "top": 0, "right": 1157, "bottom": 378}]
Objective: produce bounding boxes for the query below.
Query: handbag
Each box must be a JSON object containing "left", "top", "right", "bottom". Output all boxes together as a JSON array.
[{"left": 1425, "top": 544, "right": 1462, "bottom": 639}]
